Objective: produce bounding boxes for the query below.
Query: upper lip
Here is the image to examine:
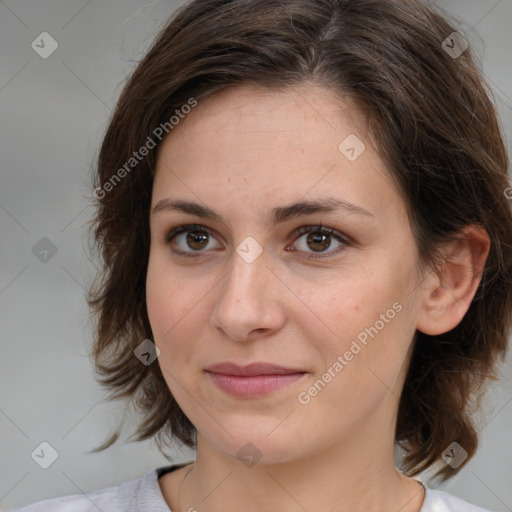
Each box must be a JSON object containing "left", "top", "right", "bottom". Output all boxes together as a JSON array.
[{"left": 205, "top": 362, "right": 305, "bottom": 376}]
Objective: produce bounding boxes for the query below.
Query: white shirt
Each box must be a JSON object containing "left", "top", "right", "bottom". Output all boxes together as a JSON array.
[{"left": 11, "top": 463, "right": 495, "bottom": 512}]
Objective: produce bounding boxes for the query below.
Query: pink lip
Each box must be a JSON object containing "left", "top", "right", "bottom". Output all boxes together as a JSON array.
[
  {"left": 205, "top": 362, "right": 307, "bottom": 398},
  {"left": 206, "top": 362, "right": 304, "bottom": 376}
]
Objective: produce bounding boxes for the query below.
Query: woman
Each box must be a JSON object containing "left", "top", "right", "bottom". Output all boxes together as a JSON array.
[{"left": 14, "top": 0, "right": 512, "bottom": 511}]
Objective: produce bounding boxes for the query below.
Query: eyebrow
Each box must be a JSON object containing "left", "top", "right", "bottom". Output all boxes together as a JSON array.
[{"left": 150, "top": 197, "right": 374, "bottom": 226}]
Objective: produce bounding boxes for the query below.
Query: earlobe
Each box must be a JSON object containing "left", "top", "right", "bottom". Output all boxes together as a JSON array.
[{"left": 416, "top": 225, "right": 490, "bottom": 336}]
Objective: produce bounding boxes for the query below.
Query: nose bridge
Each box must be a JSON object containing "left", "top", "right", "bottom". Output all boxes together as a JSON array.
[
  {"left": 211, "top": 242, "right": 282, "bottom": 339},
  {"left": 222, "top": 244, "right": 268, "bottom": 307}
]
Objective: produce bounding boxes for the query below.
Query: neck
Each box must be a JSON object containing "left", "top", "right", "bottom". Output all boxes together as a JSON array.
[{"left": 176, "top": 418, "right": 425, "bottom": 512}]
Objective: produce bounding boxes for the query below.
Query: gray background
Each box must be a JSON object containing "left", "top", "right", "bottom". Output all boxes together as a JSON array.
[{"left": 1, "top": 0, "right": 511, "bottom": 510}]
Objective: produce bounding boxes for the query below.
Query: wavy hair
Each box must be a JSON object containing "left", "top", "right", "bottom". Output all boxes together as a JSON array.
[{"left": 86, "top": 0, "right": 512, "bottom": 481}]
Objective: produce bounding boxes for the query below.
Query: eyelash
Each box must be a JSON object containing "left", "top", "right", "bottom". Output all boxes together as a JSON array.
[{"left": 163, "top": 223, "right": 352, "bottom": 260}]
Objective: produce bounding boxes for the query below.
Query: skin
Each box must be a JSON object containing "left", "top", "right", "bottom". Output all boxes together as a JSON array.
[{"left": 146, "top": 83, "right": 490, "bottom": 512}]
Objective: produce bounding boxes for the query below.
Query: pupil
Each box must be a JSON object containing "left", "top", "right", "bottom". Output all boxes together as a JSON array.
[
  {"left": 308, "top": 233, "right": 330, "bottom": 252},
  {"left": 187, "top": 231, "right": 208, "bottom": 250},
  {"left": 184, "top": 231, "right": 331, "bottom": 252}
]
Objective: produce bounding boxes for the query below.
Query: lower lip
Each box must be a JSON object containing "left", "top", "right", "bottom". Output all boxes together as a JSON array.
[{"left": 206, "top": 372, "right": 306, "bottom": 398}]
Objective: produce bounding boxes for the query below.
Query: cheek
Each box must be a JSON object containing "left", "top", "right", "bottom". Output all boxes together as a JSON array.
[
  {"left": 146, "top": 276, "right": 200, "bottom": 399},
  {"left": 146, "top": 261, "right": 194, "bottom": 359},
  {"left": 146, "top": 261, "right": 221, "bottom": 387},
  {"left": 308, "top": 266, "right": 413, "bottom": 382},
  {"left": 147, "top": 252, "right": 203, "bottom": 332}
]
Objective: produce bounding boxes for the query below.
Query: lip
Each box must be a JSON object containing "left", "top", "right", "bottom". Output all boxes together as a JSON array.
[
  {"left": 206, "top": 362, "right": 305, "bottom": 376},
  {"left": 205, "top": 362, "right": 307, "bottom": 398}
]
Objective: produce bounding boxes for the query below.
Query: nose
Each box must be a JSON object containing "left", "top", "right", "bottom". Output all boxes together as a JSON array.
[{"left": 210, "top": 244, "right": 286, "bottom": 342}]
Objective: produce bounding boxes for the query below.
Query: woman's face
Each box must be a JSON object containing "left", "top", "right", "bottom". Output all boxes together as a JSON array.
[{"left": 146, "top": 83, "right": 427, "bottom": 464}]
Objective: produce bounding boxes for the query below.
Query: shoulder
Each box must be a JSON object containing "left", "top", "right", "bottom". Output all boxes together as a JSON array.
[
  {"left": 10, "top": 465, "right": 178, "bottom": 512},
  {"left": 10, "top": 482, "right": 122, "bottom": 512},
  {"left": 422, "top": 486, "right": 496, "bottom": 512}
]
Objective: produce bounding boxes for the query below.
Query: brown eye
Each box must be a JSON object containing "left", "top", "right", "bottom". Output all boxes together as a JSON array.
[
  {"left": 185, "top": 230, "right": 209, "bottom": 250},
  {"left": 291, "top": 225, "right": 351, "bottom": 259},
  {"left": 164, "top": 224, "right": 222, "bottom": 257},
  {"left": 305, "top": 232, "right": 332, "bottom": 252}
]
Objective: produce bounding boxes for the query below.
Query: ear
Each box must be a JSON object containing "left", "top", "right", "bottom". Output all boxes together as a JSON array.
[{"left": 416, "top": 225, "right": 490, "bottom": 336}]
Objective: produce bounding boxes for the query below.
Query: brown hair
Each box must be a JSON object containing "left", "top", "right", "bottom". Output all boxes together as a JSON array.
[{"left": 86, "top": 0, "right": 512, "bottom": 481}]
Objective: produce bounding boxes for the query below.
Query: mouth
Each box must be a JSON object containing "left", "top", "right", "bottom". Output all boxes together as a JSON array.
[{"left": 204, "top": 362, "right": 307, "bottom": 398}]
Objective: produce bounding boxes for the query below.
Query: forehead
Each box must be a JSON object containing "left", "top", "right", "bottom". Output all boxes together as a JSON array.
[
  {"left": 172, "top": 82, "right": 368, "bottom": 140},
  {"left": 155, "top": 83, "right": 375, "bottom": 180},
  {"left": 151, "top": 83, "right": 404, "bottom": 229}
]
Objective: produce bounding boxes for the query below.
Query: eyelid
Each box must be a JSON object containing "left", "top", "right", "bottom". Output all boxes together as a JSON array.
[
  {"left": 163, "top": 223, "right": 352, "bottom": 258},
  {"left": 163, "top": 223, "right": 222, "bottom": 258},
  {"left": 288, "top": 224, "right": 352, "bottom": 259},
  {"left": 293, "top": 224, "right": 352, "bottom": 245}
]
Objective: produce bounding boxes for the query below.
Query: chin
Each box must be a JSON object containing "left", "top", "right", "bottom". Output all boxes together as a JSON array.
[{"left": 202, "top": 421, "right": 311, "bottom": 467}]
